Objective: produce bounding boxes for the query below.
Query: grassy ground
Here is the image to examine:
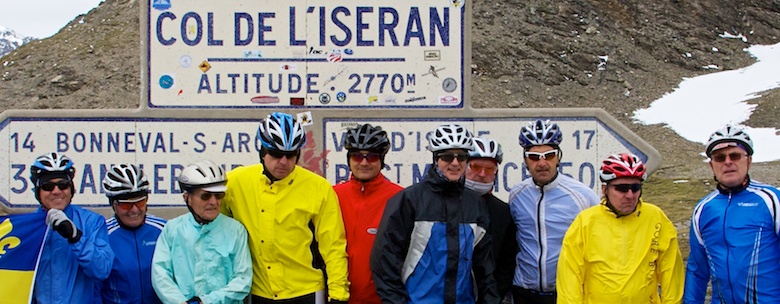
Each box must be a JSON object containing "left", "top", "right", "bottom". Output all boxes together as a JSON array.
[{"left": 642, "top": 176, "right": 715, "bottom": 260}]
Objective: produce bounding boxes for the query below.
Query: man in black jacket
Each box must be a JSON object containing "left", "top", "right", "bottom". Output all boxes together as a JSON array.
[
  {"left": 465, "top": 137, "right": 517, "bottom": 301},
  {"left": 370, "top": 124, "right": 499, "bottom": 304}
]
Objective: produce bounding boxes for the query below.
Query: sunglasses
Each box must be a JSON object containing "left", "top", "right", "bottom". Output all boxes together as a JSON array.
[
  {"left": 711, "top": 152, "right": 747, "bottom": 163},
  {"left": 350, "top": 152, "right": 381, "bottom": 163},
  {"left": 197, "top": 192, "right": 226, "bottom": 201},
  {"left": 438, "top": 153, "right": 468, "bottom": 163},
  {"left": 468, "top": 163, "right": 497, "bottom": 175},
  {"left": 524, "top": 150, "right": 558, "bottom": 161},
  {"left": 611, "top": 183, "right": 642, "bottom": 193},
  {"left": 115, "top": 196, "right": 148, "bottom": 211},
  {"left": 267, "top": 149, "right": 298, "bottom": 159},
  {"left": 40, "top": 180, "right": 71, "bottom": 191}
]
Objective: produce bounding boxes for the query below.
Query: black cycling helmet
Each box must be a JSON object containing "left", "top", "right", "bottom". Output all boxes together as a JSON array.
[{"left": 343, "top": 124, "right": 391, "bottom": 154}]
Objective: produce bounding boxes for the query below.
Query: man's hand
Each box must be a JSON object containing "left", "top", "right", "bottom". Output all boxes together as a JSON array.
[{"left": 46, "top": 208, "right": 82, "bottom": 243}]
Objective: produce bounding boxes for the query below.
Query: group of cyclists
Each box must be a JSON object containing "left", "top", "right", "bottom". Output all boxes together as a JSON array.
[{"left": 25, "top": 111, "right": 780, "bottom": 304}]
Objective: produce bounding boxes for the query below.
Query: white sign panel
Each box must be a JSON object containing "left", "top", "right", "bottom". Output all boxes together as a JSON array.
[
  {"left": 148, "top": 0, "right": 465, "bottom": 108},
  {"left": 324, "top": 118, "right": 647, "bottom": 201},
  {"left": 0, "top": 118, "right": 277, "bottom": 208}
]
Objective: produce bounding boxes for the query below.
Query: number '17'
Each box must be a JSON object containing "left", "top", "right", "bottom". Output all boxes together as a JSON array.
[{"left": 572, "top": 130, "right": 595, "bottom": 149}]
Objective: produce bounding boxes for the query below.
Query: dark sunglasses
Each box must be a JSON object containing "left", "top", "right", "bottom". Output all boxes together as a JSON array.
[
  {"left": 524, "top": 150, "right": 558, "bottom": 161},
  {"left": 267, "top": 149, "right": 298, "bottom": 159},
  {"left": 350, "top": 152, "right": 381, "bottom": 163},
  {"left": 612, "top": 183, "right": 642, "bottom": 193},
  {"left": 197, "top": 192, "right": 226, "bottom": 201},
  {"left": 711, "top": 152, "right": 746, "bottom": 163},
  {"left": 468, "top": 163, "right": 497, "bottom": 175},
  {"left": 438, "top": 153, "right": 468, "bottom": 163},
  {"left": 115, "top": 197, "right": 148, "bottom": 211},
  {"left": 40, "top": 180, "right": 71, "bottom": 191}
]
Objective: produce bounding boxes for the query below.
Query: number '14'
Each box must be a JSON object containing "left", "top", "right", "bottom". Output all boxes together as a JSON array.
[{"left": 11, "top": 132, "right": 36, "bottom": 152}]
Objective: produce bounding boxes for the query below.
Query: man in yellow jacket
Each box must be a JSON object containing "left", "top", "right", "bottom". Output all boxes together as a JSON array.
[
  {"left": 221, "top": 112, "right": 349, "bottom": 304},
  {"left": 556, "top": 153, "right": 684, "bottom": 303}
]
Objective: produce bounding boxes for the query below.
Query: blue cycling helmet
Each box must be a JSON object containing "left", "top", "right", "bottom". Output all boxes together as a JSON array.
[
  {"left": 518, "top": 119, "right": 563, "bottom": 149},
  {"left": 256, "top": 112, "right": 307, "bottom": 152}
]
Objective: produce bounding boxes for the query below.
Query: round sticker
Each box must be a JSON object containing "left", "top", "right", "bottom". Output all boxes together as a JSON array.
[
  {"left": 180, "top": 55, "right": 192, "bottom": 68},
  {"left": 319, "top": 93, "right": 331, "bottom": 104},
  {"left": 442, "top": 78, "right": 457, "bottom": 93},
  {"left": 159, "top": 75, "right": 174, "bottom": 89},
  {"left": 336, "top": 92, "right": 347, "bottom": 102}
]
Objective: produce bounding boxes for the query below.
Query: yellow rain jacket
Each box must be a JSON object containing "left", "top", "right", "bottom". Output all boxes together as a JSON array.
[
  {"left": 556, "top": 199, "right": 684, "bottom": 303},
  {"left": 221, "top": 164, "right": 349, "bottom": 301}
]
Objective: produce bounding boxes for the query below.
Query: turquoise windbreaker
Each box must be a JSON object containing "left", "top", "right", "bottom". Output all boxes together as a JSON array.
[{"left": 152, "top": 213, "right": 252, "bottom": 304}]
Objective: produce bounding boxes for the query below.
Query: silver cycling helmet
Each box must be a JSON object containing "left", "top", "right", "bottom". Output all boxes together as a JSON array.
[
  {"left": 102, "top": 163, "right": 150, "bottom": 199},
  {"left": 178, "top": 160, "right": 227, "bottom": 193},
  {"left": 428, "top": 124, "right": 473, "bottom": 152},
  {"left": 469, "top": 137, "right": 503, "bottom": 164}
]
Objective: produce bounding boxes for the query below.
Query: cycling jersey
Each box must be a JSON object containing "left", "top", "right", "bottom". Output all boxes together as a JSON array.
[
  {"left": 557, "top": 199, "right": 685, "bottom": 303},
  {"left": 334, "top": 173, "right": 403, "bottom": 304},
  {"left": 508, "top": 174, "right": 599, "bottom": 292},
  {"left": 221, "top": 164, "right": 350, "bottom": 301},
  {"left": 685, "top": 179, "right": 780, "bottom": 304},
  {"left": 370, "top": 168, "right": 499, "bottom": 304},
  {"left": 33, "top": 205, "right": 114, "bottom": 304},
  {"left": 151, "top": 213, "right": 252, "bottom": 304},
  {"left": 101, "top": 214, "right": 166, "bottom": 304}
]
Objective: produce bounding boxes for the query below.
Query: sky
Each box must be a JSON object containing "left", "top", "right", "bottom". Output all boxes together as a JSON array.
[
  {"left": 634, "top": 39, "right": 780, "bottom": 163},
  {"left": 0, "top": 0, "right": 103, "bottom": 38}
]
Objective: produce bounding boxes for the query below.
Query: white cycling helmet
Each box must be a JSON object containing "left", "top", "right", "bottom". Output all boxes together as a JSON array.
[
  {"left": 428, "top": 124, "right": 473, "bottom": 152},
  {"left": 469, "top": 137, "right": 503, "bottom": 164},
  {"left": 178, "top": 160, "right": 227, "bottom": 193},
  {"left": 705, "top": 124, "right": 754, "bottom": 157},
  {"left": 102, "top": 164, "right": 149, "bottom": 199}
]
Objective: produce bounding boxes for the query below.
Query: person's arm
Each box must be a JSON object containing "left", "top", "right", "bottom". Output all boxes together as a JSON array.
[
  {"left": 315, "top": 186, "right": 350, "bottom": 302},
  {"left": 657, "top": 214, "right": 685, "bottom": 304},
  {"left": 370, "top": 191, "right": 413, "bottom": 303},
  {"left": 683, "top": 216, "right": 709, "bottom": 304},
  {"left": 472, "top": 205, "right": 499, "bottom": 304},
  {"left": 152, "top": 227, "right": 189, "bottom": 304},
  {"left": 70, "top": 212, "right": 114, "bottom": 280},
  {"left": 200, "top": 224, "right": 252, "bottom": 304},
  {"left": 555, "top": 215, "right": 585, "bottom": 304}
]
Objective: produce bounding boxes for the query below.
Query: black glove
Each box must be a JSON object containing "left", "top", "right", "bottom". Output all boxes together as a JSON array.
[
  {"left": 329, "top": 301, "right": 348, "bottom": 304},
  {"left": 46, "top": 208, "right": 82, "bottom": 243},
  {"left": 186, "top": 296, "right": 202, "bottom": 304}
]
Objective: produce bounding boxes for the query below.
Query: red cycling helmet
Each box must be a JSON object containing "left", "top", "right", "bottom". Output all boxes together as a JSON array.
[{"left": 599, "top": 153, "right": 647, "bottom": 182}]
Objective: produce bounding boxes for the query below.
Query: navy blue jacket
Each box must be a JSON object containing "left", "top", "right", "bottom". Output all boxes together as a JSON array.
[{"left": 100, "top": 214, "right": 166, "bottom": 304}]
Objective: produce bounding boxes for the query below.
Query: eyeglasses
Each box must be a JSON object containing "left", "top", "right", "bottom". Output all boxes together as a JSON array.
[
  {"left": 40, "top": 180, "right": 71, "bottom": 191},
  {"left": 524, "top": 150, "right": 558, "bottom": 161},
  {"left": 611, "top": 183, "right": 642, "bottom": 193},
  {"left": 267, "top": 149, "right": 298, "bottom": 159},
  {"left": 115, "top": 196, "right": 148, "bottom": 211},
  {"left": 350, "top": 152, "right": 381, "bottom": 163},
  {"left": 197, "top": 192, "right": 226, "bottom": 201},
  {"left": 711, "top": 152, "right": 747, "bottom": 163},
  {"left": 468, "top": 163, "right": 498, "bottom": 175},
  {"left": 438, "top": 153, "right": 468, "bottom": 163}
]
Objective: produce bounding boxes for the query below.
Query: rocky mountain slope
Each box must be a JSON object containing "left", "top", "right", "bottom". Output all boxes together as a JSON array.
[{"left": 0, "top": 0, "right": 778, "bottom": 182}]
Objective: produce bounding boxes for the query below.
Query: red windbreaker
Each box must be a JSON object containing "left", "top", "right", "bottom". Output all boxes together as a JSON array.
[{"left": 333, "top": 174, "right": 403, "bottom": 304}]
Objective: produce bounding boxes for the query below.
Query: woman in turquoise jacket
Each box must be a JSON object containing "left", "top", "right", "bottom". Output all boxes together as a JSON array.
[{"left": 152, "top": 160, "right": 251, "bottom": 304}]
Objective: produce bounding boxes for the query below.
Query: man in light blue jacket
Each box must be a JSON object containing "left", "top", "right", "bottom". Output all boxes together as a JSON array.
[
  {"left": 152, "top": 160, "right": 251, "bottom": 304},
  {"left": 31, "top": 152, "right": 115, "bottom": 304}
]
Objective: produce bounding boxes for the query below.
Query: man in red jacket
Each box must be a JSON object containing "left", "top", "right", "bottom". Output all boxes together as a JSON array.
[{"left": 333, "top": 124, "right": 403, "bottom": 303}]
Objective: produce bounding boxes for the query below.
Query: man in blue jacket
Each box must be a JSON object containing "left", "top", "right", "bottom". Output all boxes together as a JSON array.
[
  {"left": 100, "top": 163, "right": 165, "bottom": 304},
  {"left": 31, "top": 152, "right": 115, "bottom": 303},
  {"left": 684, "top": 125, "right": 780, "bottom": 303}
]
